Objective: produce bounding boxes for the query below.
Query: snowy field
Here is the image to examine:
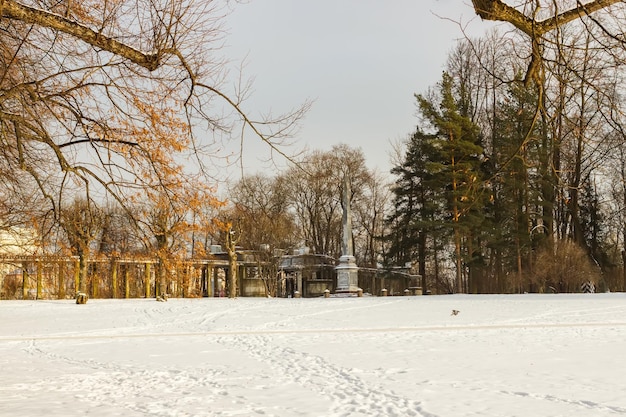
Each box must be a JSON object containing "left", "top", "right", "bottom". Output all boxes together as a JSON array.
[{"left": 2, "top": 294, "right": 626, "bottom": 417}]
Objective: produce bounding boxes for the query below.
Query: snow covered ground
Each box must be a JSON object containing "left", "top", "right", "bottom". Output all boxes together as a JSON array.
[{"left": 2, "top": 294, "right": 626, "bottom": 417}]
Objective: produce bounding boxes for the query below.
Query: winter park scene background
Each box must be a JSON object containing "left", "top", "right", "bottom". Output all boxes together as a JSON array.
[{"left": 5, "top": 1, "right": 626, "bottom": 416}]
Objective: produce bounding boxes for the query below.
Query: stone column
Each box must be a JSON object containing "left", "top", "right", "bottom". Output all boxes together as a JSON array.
[{"left": 335, "top": 175, "right": 359, "bottom": 293}]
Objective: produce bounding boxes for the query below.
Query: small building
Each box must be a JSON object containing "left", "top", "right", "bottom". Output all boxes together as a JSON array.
[
  {"left": 277, "top": 252, "right": 337, "bottom": 297},
  {"left": 0, "top": 227, "right": 38, "bottom": 256},
  {"left": 195, "top": 247, "right": 272, "bottom": 298},
  {"left": 0, "top": 227, "right": 39, "bottom": 298}
]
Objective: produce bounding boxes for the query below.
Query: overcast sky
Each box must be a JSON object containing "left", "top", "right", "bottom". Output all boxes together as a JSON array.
[{"left": 224, "top": 0, "right": 492, "bottom": 177}]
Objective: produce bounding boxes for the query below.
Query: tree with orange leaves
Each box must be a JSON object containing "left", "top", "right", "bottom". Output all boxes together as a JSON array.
[
  {"left": 59, "top": 198, "right": 105, "bottom": 295},
  {"left": 134, "top": 181, "right": 224, "bottom": 298},
  {"left": 0, "top": 1, "right": 308, "bottom": 244}
]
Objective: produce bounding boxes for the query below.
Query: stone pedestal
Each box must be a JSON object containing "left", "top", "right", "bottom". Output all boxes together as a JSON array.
[{"left": 335, "top": 255, "right": 359, "bottom": 293}]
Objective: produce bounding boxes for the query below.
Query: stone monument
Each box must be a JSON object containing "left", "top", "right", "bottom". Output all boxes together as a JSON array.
[{"left": 335, "top": 175, "right": 359, "bottom": 293}]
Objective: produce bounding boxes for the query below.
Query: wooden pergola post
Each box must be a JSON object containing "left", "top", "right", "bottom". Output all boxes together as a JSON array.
[
  {"left": 111, "top": 259, "right": 118, "bottom": 299},
  {"left": 74, "top": 258, "right": 80, "bottom": 295},
  {"left": 207, "top": 264, "right": 214, "bottom": 298},
  {"left": 182, "top": 264, "right": 188, "bottom": 298},
  {"left": 36, "top": 259, "right": 42, "bottom": 300},
  {"left": 144, "top": 262, "right": 151, "bottom": 298},
  {"left": 213, "top": 266, "right": 219, "bottom": 297},
  {"left": 22, "top": 262, "right": 29, "bottom": 300},
  {"left": 124, "top": 264, "right": 130, "bottom": 299},
  {"left": 91, "top": 262, "right": 98, "bottom": 299},
  {"left": 57, "top": 261, "right": 66, "bottom": 300}
]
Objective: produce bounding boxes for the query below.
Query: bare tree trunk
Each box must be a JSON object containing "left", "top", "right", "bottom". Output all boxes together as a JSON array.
[
  {"left": 78, "top": 251, "right": 88, "bottom": 294},
  {"left": 156, "top": 261, "right": 166, "bottom": 298},
  {"left": 418, "top": 231, "right": 427, "bottom": 291},
  {"left": 227, "top": 246, "right": 238, "bottom": 299},
  {"left": 622, "top": 250, "right": 626, "bottom": 292},
  {"left": 454, "top": 227, "right": 463, "bottom": 294},
  {"left": 517, "top": 235, "right": 523, "bottom": 294},
  {"left": 622, "top": 156, "right": 626, "bottom": 292}
]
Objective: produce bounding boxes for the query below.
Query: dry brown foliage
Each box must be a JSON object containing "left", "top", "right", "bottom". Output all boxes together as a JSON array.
[{"left": 531, "top": 239, "right": 600, "bottom": 292}]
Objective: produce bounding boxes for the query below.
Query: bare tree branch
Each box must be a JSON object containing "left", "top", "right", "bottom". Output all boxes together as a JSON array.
[
  {"left": 2, "top": 0, "right": 160, "bottom": 70},
  {"left": 472, "top": 0, "right": 622, "bottom": 37}
]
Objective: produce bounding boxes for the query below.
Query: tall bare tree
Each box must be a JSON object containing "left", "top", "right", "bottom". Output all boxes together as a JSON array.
[
  {"left": 59, "top": 198, "right": 104, "bottom": 294},
  {"left": 135, "top": 181, "right": 221, "bottom": 297},
  {"left": 352, "top": 171, "right": 391, "bottom": 268},
  {"left": 228, "top": 174, "right": 299, "bottom": 253},
  {"left": 285, "top": 145, "right": 372, "bottom": 260}
]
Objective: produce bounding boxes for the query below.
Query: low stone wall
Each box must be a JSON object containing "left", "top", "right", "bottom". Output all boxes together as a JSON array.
[
  {"left": 241, "top": 278, "right": 267, "bottom": 297},
  {"left": 305, "top": 279, "right": 334, "bottom": 297},
  {"left": 358, "top": 269, "right": 421, "bottom": 296}
]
